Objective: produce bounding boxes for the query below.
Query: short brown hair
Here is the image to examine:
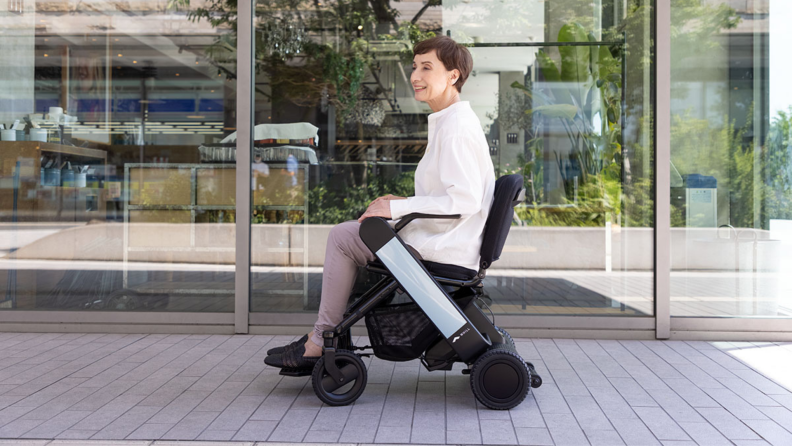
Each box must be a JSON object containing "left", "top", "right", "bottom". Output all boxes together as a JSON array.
[{"left": 413, "top": 36, "right": 473, "bottom": 93}]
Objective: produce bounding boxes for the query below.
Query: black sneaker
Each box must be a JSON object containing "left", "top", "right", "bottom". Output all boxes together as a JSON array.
[
  {"left": 266, "top": 334, "right": 309, "bottom": 356},
  {"left": 264, "top": 344, "right": 320, "bottom": 369}
]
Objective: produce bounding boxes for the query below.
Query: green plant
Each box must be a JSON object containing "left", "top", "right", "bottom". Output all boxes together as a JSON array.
[
  {"left": 308, "top": 168, "right": 415, "bottom": 224},
  {"left": 507, "top": 22, "right": 623, "bottom": 226}
]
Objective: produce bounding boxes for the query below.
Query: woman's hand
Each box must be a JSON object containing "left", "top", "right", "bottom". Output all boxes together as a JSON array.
[
  {"left": 369, "top": 194, "right": 404, "bottom": 206},
  {"left": 358, "top": 195, "right": 406, "bottom": 223}
]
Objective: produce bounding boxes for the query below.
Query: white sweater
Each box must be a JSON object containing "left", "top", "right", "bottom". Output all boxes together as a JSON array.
[{"left": 389, "top": 101, "right": 495, "bottom": 271}]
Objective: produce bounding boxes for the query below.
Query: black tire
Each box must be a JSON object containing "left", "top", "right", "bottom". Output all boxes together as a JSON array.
[
  {"left": 105, "top": 290, "right": 140, "bottom": 311},
  {"left": 470, "top": 349, "right": 531, "bottom": 410},
  {"left": 312, "top": 350, "right": 367, "bottom": 406},
  {"left": 531, "top": 373, "right": 543, "bottom": 389},
  {"left": 494, "top": 326, "right": 515, "bottom": 349}
]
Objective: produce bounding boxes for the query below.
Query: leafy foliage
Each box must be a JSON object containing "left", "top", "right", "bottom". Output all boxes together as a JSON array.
[{"left": 307, "top": 168, "right": 415, "bottom": 224}]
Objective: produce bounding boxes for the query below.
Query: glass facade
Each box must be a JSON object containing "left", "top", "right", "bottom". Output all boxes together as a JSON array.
[
  {"left": 669, "top": 0, "right": 792, "bottom": 318},
  {"left": 0, "top": 0, "right": 789, "bottom": 335},
  {"left": 0, "top": 0, "right": 237, "bottom": 312},
  {"left": 251, "top": 0, "right": 655, "bottom": 317}
]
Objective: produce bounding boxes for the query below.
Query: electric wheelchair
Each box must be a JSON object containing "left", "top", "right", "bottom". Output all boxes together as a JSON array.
[{"left": 282, "top": 174, "right": 542, "bottom": 410}]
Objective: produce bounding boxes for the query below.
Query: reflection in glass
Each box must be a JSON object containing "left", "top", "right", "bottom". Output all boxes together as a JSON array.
[
  {"left": 251, "top": 0, "right": 654, "bottom": 316},
  {"left": 0, "top": 0, "right": 237, "bottom": 311},
  {"left": 669, "top": 0, "right": 792, "bottom": 317}
]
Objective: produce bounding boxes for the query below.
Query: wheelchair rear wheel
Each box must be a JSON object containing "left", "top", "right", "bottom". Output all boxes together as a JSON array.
[
  {"left": 312, "top": 350, "right": 367, "bottom": 406},
  {"left": 470, "top": 349, "right": 531, "bottom": 410}
]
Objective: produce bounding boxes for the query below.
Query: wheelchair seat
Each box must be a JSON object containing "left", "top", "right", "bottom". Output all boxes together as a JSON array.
[
  {"left": 367, "top": 259, "right": 477, "bottom": 282},
  {"left": 365, "top": 174, "right": 524, "bottom": 285}
]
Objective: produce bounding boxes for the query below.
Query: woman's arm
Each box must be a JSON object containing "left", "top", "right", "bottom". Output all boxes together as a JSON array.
[
  {"left": 358, "top": 196, "right": 406, "bottom": 223},
  {"left": 389, "top": 135, "right": 484, "bottom": 219}
]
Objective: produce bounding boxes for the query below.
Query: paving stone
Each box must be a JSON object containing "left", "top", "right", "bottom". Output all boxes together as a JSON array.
[
  {"left": 159, "top": 440, "right": 255, "bottom": 446},
  {"left": 91, "top": 405, "right": 161, "bottom": 440},
  {"left": 375, "top": 425, "right": 412, "bottom": 443},
  {"left": 207, "top": 395, "right": 265, "bottom": 431},
  {"left": 0, "top": 417, "right": 45, "bottom": 437},
  {"left": 588, "top": 385, "right": 639, "bottom": 421},
  {"left": 509, "top": 395, "right": 546, "bottom": 428},
  {"left": 585, "top": 429, "right": 625, "bottom": 446},
  {"left": 702, "top": 388, "right": 769, "bottom": 420},
  {"left": 126, "top": 423, "right": 173, "bottom": 440},
  {"left": 756, "top": 406, "right": 792, "bottom": 432},
  {"left": 643, "top": 387, "right": 705, "bottom": 423},
  {"left": 54, "top": 429, "right": 98, "bottom": 439},
  {"left": 302, "top": 430, "right": 342, "bottom": 442},
  {"left": 514, "top": 427, "right": 554, "bottom": 446},
  {"left": 533, "top": 383, "right": 572, "bottom": 415},
  {"left": 160, "top": 411, "right": 219, "bottom": 440},
  {"left": 609, "top": 417, "right": 661, "bottom": 446},
  {"left": 19, "top": 410, "right": 92, "bottom": 439},
  {"left": 232, "top": 420, "right": 277, "bottom": 441},
  {"left": 146, "top": 390, "right": 211, "bottom": 424},
  {"left": 609, "top": 377, "right": 657, "bottom": 407},
  {"left": 716, "top": 378, "right": 783, "bottom": 407},
  {"left": 267, "top": 409, "right": 319, "bottom": 442},
  {"left": 731, "top": 440, "right": 772, "bottom": 446},
  {"left": 310, "top": 405, "right": 352, "bottom": 432},
  {"left": 195, "top": 429, "right": 236, "bottom": 441},
  {"left": 411, "top": 410, "right": 445, "bottom": 444},
  {"left": 480, "top": 419, "right": 518, "bottom": 445},
  {"left": 565, "top": 395, "right": 614, "bottom": 432},
  {"left": 415, "top": 381, "right": 445, "bottom": 412},
  {"left": 678, "top": 422, "right": 733, "bottom": 446},
  {"left": 695, "top": 407, "right": 762, "bottom": 440},
  {"left": 543, "top": 413, "right": 589, "bottom": 446},
  {"left": 446, "top": 429, "right": 482, "bottom": 445},
  {"left": 633, "top": 407, "right": 689, "bottom": 441}
]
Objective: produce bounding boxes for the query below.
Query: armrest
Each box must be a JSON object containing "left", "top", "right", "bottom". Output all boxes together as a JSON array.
[{"left": 394, "top": 213, "right": 461, "bottom": 233}]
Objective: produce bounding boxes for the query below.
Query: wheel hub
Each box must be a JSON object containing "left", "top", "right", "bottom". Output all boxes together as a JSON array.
[{"left": 483, "top": 362, "right": 519, "bottom": 400}]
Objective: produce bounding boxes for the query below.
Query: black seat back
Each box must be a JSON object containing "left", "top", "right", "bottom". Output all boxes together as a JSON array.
[{"left": 479, "top": 174, "right": 525, "bottom": 270}]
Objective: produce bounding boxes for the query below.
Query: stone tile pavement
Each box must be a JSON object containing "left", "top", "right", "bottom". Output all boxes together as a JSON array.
[{"left": 0, "top": 333, "right": 791, "bottom": 445}]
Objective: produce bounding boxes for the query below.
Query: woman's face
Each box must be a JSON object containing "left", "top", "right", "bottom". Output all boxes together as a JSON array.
[{"left": 411, "top": 50, "right": 459, "bottom": 104}]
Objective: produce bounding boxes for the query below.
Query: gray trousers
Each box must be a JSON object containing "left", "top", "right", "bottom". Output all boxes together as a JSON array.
[
  {"left": 312, "top": 220, "right": 420, "bottom": 346},
  {"left": 311, "top": 221, "right": 422, "bottom": 347}
]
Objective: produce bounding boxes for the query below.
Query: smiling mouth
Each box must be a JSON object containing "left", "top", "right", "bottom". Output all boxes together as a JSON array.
[{"left": 414, "top": 86, "right": 426, "bottom": 92}]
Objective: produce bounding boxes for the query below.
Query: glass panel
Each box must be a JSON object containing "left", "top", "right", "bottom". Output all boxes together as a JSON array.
[
  {"left": 0, "top": 0, "right": 236, "bottom": 312},
  {"left": 670, "top": 0, "right": 792, "bottom": 317},
  {"left": 252, "top": 0, "right": 654, "bottom": 316}
]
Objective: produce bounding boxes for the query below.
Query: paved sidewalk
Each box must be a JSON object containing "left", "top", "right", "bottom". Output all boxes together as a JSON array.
[{"left": 0, "top": 333, "right": 790, "bottom": 445}]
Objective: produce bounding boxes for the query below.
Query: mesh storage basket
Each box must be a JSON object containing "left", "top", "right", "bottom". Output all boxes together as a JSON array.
[{"left": 364, "top": 291, "right": 476, "bottom": 362}]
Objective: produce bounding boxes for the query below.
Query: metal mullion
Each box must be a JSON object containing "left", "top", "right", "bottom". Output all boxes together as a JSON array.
[
  {"left": 234, "top": 0, "right": 254, "bottom": 334},
  {"left": 190, "top": 167, "right": 197, "bottom": 248},
  {"left": 655, "top": 0, "right": 671, "bottom": 339}
]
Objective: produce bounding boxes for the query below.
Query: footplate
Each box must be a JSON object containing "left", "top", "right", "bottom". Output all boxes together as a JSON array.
[{"left": 359, "top": 217, "right": 491, "bottom": 362}]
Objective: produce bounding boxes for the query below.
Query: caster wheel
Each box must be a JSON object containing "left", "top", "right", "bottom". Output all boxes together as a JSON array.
[
  {"left": 494, "top": 326, "right": 515, "bottom": 349},
  {"left": 531, "top": 374, "right": 542, "bottom": 388},
  {"left": 312, "top": 350, "right": 367, "bottom": 406},
  {"left": 470, "top": 349, "right": 531, "bottom": 410}
]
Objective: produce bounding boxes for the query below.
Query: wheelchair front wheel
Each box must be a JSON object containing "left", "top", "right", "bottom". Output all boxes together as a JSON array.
[{"left": 312, "top": 350, "right": 367, "bottom": 406}]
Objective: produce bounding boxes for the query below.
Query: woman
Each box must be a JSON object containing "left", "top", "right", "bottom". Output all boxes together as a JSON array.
[{"left": 265, "top": 36, "right": 495, "bottom": 369}]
